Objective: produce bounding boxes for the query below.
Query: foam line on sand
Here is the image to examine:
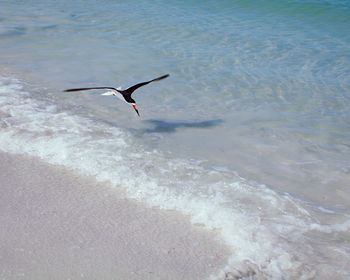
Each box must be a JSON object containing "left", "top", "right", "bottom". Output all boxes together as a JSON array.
[{"left": 0, "top": 152, "right": 229, "bottom": 280}]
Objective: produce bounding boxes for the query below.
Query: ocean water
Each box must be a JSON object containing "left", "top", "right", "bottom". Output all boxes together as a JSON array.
[{"left": 1, "top": 0, "right": 350, "bottom": 278}]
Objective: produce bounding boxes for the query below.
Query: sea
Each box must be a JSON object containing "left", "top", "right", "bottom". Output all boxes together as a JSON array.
[{"left": 0, "top": 0, "right": 349, "bottom": 278}]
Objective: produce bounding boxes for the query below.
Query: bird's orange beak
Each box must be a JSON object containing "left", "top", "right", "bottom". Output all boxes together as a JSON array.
[{"left": 132, "top": 103, "right": 140, "bottom": 116}]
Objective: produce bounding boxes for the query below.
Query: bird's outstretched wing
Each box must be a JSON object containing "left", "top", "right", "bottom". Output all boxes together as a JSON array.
[
  {"left": 63, "top": 87, "right": 118, "bottom": 92},
  {"left": 122, "top": 74, "right": 169, "bottom": 96}
]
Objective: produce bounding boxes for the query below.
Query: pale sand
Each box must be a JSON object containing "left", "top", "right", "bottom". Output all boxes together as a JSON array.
[{"left": 0, "top": 152, "right": 229, "bottom": 280}]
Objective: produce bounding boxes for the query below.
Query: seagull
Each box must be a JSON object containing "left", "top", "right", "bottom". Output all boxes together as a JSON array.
[{"left": 63, "top": 74, "right": 169, "bottom": 116}]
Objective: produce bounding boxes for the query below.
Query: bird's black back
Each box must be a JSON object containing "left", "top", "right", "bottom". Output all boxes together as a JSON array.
[
  {"left": 120, "top": 74, "right": 169, "bottom": 100},
  {"left": 63, "top": 74, "right": 169, "bottom": 105}
]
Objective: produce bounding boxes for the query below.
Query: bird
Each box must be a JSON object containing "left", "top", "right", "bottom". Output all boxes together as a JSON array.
[{"left": 63, "top": 74, "right": 169, "bottom": 116}]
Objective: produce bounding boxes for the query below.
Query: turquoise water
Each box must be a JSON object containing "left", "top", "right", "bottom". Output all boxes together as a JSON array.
[{"left": 1, "top": 0, "right": 350, "bottom": 278}]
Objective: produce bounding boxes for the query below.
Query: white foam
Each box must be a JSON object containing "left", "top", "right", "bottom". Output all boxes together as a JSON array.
[{"left": 1, "top": 76, "right": 349, "bottom": 279}]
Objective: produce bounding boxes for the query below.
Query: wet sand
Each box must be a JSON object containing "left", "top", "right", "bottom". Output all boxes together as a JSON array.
[{"left": 0, "top": 152, "right": 229, "bottom": 280}]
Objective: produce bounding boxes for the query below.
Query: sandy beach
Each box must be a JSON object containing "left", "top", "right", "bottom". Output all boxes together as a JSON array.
[
  {"left": 1, "top": 0, "right": 350, "bottom": 277},
  {"left": 0, "top": 152, "right": 229, "bottom": 280}
]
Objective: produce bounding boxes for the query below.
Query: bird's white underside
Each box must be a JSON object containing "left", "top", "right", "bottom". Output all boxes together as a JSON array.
[
  {"left": 101, "top": 90, "right": 128, "bottom": 104},
  {"left": 101, "top": 91, "right": 115, "bottom": 96}
]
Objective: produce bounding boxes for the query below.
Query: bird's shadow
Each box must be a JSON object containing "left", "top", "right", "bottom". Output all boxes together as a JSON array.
[{"left": 142, "top": 119, "right": 223, "bottom": 133}]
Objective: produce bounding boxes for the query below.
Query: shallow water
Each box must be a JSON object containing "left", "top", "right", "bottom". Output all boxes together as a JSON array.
[{"left": 1, "top": 0, "right": 350, "bottom": 278}]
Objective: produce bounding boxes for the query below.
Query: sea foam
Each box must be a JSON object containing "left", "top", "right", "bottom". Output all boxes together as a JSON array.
[{"left": 1, "top": 76, "right": 349, "bottom": 279}]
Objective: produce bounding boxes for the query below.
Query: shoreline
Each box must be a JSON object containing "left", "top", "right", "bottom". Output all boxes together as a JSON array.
[{"left": 0, "top": 152, "right": 229, "bottom": 279}]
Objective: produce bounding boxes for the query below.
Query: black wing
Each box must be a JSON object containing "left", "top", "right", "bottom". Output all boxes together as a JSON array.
[
  {"left": 63, "top": 87, "right": 118, "bottom": 92},
  {"left": 122, "top": 74, "right": 169, "bottom": 96}
]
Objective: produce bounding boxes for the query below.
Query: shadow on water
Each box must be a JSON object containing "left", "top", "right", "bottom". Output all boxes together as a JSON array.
[
  {"left": 143, "top": 119, "right": 224, "bottom": 133},
  {"left": 0, "top": 27, "right": 27, "bottom": 37},
  {"left": 40, "top": 24, "right": 59, "bottom": 31}
]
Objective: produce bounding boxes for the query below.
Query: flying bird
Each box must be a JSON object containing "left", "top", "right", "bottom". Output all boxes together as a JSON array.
[{"left": 63, "top": 74, "right": 169, "bottom": 116}]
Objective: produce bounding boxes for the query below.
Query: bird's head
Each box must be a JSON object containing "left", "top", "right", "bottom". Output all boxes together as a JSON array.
[{"left": 131, "top": 103, "right": 140, "bottom": 116}]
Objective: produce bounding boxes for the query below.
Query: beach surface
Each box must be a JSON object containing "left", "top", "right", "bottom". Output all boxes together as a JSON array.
[
  {"left": 1, "top": 0, "right": 349, "bottom": 277},
  {"left": 0, "top": 152, "right": 229, "bottom": 280}
]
